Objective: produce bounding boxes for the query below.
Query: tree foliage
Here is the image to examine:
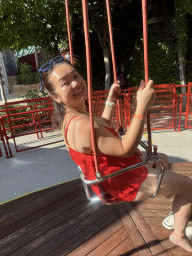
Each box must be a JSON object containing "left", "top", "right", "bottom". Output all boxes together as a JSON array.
[
  {"left": 69, "top": 0, "right": 132, "bottom": 49},
  {"left": 1, "top": 0, "right": 192, "bottom": 90},
  {"left": 126, "top": 0, "right": 192, "bottom": 87},
  {"left": 173, "top": 0, "right": 192, "bottom": 58},
  {"left": 15, "top": 62, "right": 39, "bottom": 84},
  {"left": 128, "top": 22, "right": 179, "bottom": 86},
  {"left": 0, "top": 0, "right": 68, "bottom": 54}
]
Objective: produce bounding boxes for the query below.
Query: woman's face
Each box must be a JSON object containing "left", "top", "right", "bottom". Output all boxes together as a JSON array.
[{"left": 50, "top": 63, "right": 88, "bottom": 107}]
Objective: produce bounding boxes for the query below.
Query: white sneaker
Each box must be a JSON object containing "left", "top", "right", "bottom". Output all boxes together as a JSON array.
[
  {"left": 186, "top": 227, "right": 192, "bottom": 240},
  {"left": 162, "top": 212, "right": 174, "bottom": 230}
]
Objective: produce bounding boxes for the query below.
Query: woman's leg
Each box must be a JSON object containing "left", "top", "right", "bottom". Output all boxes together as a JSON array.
[{"left": 133, "top": 167, "right": 192, "bottom": 252}]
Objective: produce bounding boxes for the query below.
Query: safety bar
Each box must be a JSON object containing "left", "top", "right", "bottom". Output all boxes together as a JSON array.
[
  {"left": 78, "top": 166, "right": 122, "bottom": 205},
  {"left": 80, "top": 156, "right": 159, "bottom": 186},
  {"left": 78, "top": 140, "right": 165, "bottom": 203},
  {"left": 79, "top": 154, "right": 165, "bottom": 203},
  {"left": 78, "top": 167, "right": 94, "bottom": 202},
  {"left": 151, "top": 158, "right": 165, "bottom": 197}
]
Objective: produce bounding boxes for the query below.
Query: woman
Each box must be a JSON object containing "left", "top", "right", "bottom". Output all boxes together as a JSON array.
[{"left": 39, "top": 55, "right": 192, "bottom": 252}]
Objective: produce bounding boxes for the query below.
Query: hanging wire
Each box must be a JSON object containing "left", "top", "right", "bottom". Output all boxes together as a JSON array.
[
  {"left": 105, "top": 0, "right": 123, "bottom": 133},
  {"left": 82, "top": 0, "right": 100, "bottom": 177},
  {"left": 141, "top": 0, "right": 152, "bottom": 155},
  {"left": 65, "top": 0, "right": 74, "bottom": 65}
]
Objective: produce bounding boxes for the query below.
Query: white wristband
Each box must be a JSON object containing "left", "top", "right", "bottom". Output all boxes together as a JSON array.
[{"left": 105, "top": 101, "right": 116, "bottom": 107}]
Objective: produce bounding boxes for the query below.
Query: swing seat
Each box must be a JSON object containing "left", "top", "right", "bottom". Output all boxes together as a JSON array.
[{"left": 78, "top": 140, "right": 166, "bottom": 205}]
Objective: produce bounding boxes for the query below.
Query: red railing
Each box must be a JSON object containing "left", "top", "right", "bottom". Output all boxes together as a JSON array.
[
  {"left": 0, "top": 97, "right": 63, "bottom": 157},
  {"left": 93, "top": 84, "right": 177, "bottom": 126},
  {"left": 0, "top": 84, "right": 192, "bottom": 158},
  {"left": 176, "top": 84, "right": 191, "bottom": 131},
  {"left": 178, "top": 93, "right": 187, "bottom": 132},
  {"left": 0, "top": 118, "right": 10, "bottom": 158},
  {"left": 93, "top": 85, "right": 178, "bottom": 131},
  {"left": 185, "top": 83, "right": 192, "bottom": 129}
]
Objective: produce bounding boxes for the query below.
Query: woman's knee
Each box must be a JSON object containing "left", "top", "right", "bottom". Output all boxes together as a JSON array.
[
  {"left": 133, "top": 168, "right": 160, "bottom": 202},
  {"left": 158, "top": 169, "right": 192, "bottom": 198},
  {"left": 134, "top": 167, "right": 192, "bottom": 202}
]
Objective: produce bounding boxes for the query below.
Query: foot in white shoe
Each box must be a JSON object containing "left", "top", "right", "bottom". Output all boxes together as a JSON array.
[{"left": 162, "top": 212, "right": 192, "bottom": 231}]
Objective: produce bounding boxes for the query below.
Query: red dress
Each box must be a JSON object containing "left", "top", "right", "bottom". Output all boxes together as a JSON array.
[{"left": 64, "top": 117, "right": 148, "bottom": 203}]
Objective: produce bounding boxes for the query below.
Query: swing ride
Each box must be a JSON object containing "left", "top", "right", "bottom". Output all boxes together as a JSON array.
[
  {"left": 1, "top": 0, "right": 192, "bottom": 255},
  {"left": 75, "top": 0, "right": 165, "bottom": 205}
]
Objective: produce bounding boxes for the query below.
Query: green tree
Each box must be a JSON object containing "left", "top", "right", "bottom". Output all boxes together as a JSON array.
[
  {"left": 127, "top": 0, "right": 192, "bottom": 89},
  {"left": 173, "top": 0, "right": 192, "bottom": 95},
  {"left": 0, "top": 0, "right": 68, "bottom": 55}
]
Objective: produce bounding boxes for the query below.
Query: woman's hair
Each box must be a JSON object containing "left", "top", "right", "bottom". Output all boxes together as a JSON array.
[{"left": 40, "top": 58, "right": 73, "bottom": 130}]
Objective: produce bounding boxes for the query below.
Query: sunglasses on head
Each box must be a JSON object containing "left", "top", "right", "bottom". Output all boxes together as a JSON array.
[{"left": 38, "top": 55, "right": 65, "bottom": 85}]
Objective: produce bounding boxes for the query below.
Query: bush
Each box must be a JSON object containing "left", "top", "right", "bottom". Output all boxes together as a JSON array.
[
  {"left": 15, "top": 62, "right": 39, "bottom": 85},
  {"left": 21, "top": 89, "right": 48, "bottom": 99}
]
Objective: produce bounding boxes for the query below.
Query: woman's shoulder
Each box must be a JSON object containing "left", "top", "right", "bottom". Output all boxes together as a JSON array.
[
  {"left": 62, "top": 114, "right": 114, "bottom": 154},
  {"left": 63, "top": 114, "right": 92, "bottom": 154},
  {"left": 63, "top": 114, "right": 90, "bottom": 131},
  {"left": 63, "top": 114, "right": 109, "bottom": 131}
]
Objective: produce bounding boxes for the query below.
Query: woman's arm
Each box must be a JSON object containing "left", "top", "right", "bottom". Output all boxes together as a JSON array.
[
  {"left": 100, "top": 82, "right": 121, "bottom": 126},
  {"left": 98, "top": 80, "right": 155, "bottom": 157},
  {"left": 100, "top": 102, "right": 116, "bottom": 126},
  {"left": 68, "top": 80, "right": 155, "bottom": 157}
]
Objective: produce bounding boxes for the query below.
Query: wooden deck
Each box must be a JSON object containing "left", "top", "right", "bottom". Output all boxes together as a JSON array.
[{"left": 0, "top": 162, "right": 192, "bottom": 256}]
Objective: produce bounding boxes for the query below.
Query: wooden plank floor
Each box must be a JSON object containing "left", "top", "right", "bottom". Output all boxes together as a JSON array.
[
  {"left": 0, "top": 162, "right": 191, "bottom": 255},
  {"left": 136, "top": 162, "right": 192, "bottom": 256}
]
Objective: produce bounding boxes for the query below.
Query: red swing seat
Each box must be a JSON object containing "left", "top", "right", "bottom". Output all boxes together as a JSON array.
[{"left": 78, "top": 138, "right": 165, "bottom": 205}]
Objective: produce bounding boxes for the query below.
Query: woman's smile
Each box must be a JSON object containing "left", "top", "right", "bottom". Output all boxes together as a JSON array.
[{"left": 74, "top": 87, "right": 86, "bottom": 98}]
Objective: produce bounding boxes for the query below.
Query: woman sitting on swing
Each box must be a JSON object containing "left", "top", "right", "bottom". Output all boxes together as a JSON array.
[{"left": 39, "top": 55, "right": 192, "bottom": 252}]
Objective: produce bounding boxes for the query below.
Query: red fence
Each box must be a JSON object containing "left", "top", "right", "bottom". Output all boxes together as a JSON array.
[
  {"left": 176, "top": 84, "right": 192, "bottom": 131},
  {"left": 93, "top": 84, "right": 179, "bottom": 131},
  {"left": 0, "top": 97, "right": 63, "bottom": 158},
  {"left": 185, "top": 83, "right": 192, "bottom": 129},
  {"left": 0, "top": 84, "right": 192, "bottom": 158},
  {"left": 0, "top": 118, "right": 10, "bottom": 158},
  {"left": 124, "top": 84, "right": 178, "bottom": 131}
]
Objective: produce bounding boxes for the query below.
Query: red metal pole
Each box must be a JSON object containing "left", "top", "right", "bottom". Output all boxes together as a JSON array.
[
  {"left": 105, "top": 0, "right": 117, "bottom": 84},
  {"left": 185, "top": 83, "right": 190, "bottom": 128},
  {"left": 173, "top": 85, "right": 177, "bottom": 131},
  {"left": 1, "top": 116, "right": 13, "bottom": 157},
  {"left": 105, "top": 0, "right": 123, "bottom": 132},
  {"left": 175, "top": 94, "right": 178, "bottom": 131},
  {"left": 178, "top": 94, "right": 183, "bottom": 132},
  {"left": 141, "top": 0, "right": 152, "bottom": 155},
  {"left": 65, "top": 0, "right": 74, "bottom": 65},
  {"left": 82, "top": 0, "right": 100, "bottom": 176},
  {"left": 4, "top": 103, "right": 19, "bottom": 152},
  {"left": 0, "top": 119, "right": 10, "bottom": 158}
]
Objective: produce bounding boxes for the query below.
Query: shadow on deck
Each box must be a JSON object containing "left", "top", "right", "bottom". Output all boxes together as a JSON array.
[{"left": 0, "top": 162, "right": 192, "bottom": 256}]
